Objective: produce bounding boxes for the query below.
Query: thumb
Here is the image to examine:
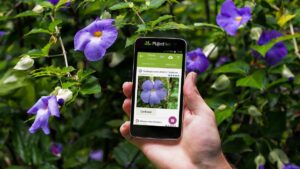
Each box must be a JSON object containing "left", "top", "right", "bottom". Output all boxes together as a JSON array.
[
  {"left": 183, "top": 72, "right": 210, "bottom": 114},
  {"left": 120, "top": 121, "right": 145, "bottom": 148}
]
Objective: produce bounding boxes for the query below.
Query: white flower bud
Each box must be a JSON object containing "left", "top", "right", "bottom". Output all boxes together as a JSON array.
[
  {"left": 248, "top": 105, "right": 262, "bottom": 117},
  {"left": 255, "top": 154, "right": 266, "bottom": 167},
  {"left": 3, "top": 75, "right": 17, "bottom": 84},
  {"left": 211, "top": 74, "right": 230, "bottom": 91},
  {"left": 203, "top": 43, "right": 219, "bottom": 60},
  {"left": 250, "top": 27, "right": 262, "bottom": 41},
  {"left": 128, "top": 2, "right": 134, "bottom": 8},
  {"left": 56, "top": 88, "right": 73, "bottom": 102},
  {"left": 14, "top": 55, "right": 34, "bottom": 70},
  {"left": 32, "top": 5, "right": 44, "bottom": 14},
  {"left": 282, "top": 64, "right": 294, "bottom": 79},
  {"left": 145, "top": 0, "right": 150, "bottom": 6}
]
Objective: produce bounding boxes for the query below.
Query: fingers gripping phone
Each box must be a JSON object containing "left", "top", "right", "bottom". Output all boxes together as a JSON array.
[{"left": 130, "top": 37, "right": 186, "bottom": 139}]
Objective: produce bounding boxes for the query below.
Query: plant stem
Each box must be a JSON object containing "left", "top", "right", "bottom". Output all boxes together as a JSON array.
[
  {"left": 289, "top": 23, "right": 300, "bottom": 59},
  {"left": 50, "top": 15, "right": 69, "bottom": 68},
  {"left": 204, "top": 0, "right": 210, "bottom": 23},
  {"left": 124, "top": 0, "right": 145, "bottom": 24}
]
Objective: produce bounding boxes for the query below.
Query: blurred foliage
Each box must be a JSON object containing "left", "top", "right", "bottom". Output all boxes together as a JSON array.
[{"left": 0, "top": 0, "right": 300, "bottom": 169}]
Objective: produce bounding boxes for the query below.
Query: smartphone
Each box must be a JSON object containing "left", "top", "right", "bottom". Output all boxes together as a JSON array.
[{"left": 130, "top": 37, "right": 186, "bottom": 139}]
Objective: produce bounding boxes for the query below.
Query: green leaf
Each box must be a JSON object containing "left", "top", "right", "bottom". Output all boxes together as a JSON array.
[
  {"left": 125, "top": 34, "right": 139, "bottom": 47},
  {"left": 49, "top": 19, "right": 62, "bottom": 32},
  {"left": 106, "top": 120, "right": 124, "bottom": 128},
  {"left": 25, "top": 28, "right": 51, "bottom": 37},
  {"left": 109, "top": 2, "right": 131, "bottom": 10},
  {"left": 80, "top": 84, "right": 101, "bottom": 95},
  {"left": 223, "top": 134, "right": 255, "bottom": 146},
  {"left": 194, "top": 22, "right": 224, "bottom": 31},
  {"left": 31, "top": 66, "right": 75, "bottom": 78},
  {"left": 214, "top": 61, "right": 250, "bottom": 74},
  {"left": 266, "top": 78, "right": 288, "bottom": 89},
  {"left": 295, "top": 75, "right": 300, "bottom": 85},
  {"left": 55, "top": 0, "right": 73, "bottom": 10},
  {"left": 139, "top": 0, "right": 166, "bottom": 12},
  {"left": 150, "top": 15, "right": 173, "bottom": 27},
  {"left": 277, "top": 14, "right": 296, "bottom": 27},
  {"left": 77, "top": 69, "right": 95, "bottom": 82},
  {"left": 112, "top": 141, "right": 139, "bottom": 166},
  {"left": 15, "top": 11, "right": 39, "bottom": 18},
  {"left": 236, "top": 70, "right": 267, "bottom": 90},
  {"left": 215, "top": 107, "right": 234, "bottom": 125},
  {"left": 155, "top": 22, "right": 191, "bottom": 31},
  {"left": 252, "top": 34, "right": 300, "bottom": 57}
]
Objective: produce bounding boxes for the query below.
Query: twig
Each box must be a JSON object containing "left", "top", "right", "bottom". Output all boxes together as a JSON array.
[
  {"left": 125, "top": 151, "right": 141, "bottom": 169},
  {"left": 124, "top": 0, "right": 145, "bottom": 24},
  {"left": 50, "top": 15, "right": 69, "bottom": 68},
  {"left": 5, "top": 2, "right": 22, "bottom": 16},
  {"left": 289, "top": 23, "right": 300, "bottom": 59},
  {"left": 204, "top": 0, "right": 210, "bottom": 23}
]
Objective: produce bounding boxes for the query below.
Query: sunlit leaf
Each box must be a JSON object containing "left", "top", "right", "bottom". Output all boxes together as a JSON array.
[
  {"left": 214, "top": 61, "right": 250, "bottom": 74},
  {"left": 236, "top": 70, "right": 267, "bottom": 90}
]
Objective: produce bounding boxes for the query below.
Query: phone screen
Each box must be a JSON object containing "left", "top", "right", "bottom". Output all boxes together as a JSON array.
[{"left": 133, "top": 50, "right": 184, "bottom": 128}]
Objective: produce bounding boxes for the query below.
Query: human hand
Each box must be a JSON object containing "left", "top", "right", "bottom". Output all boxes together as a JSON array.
[{"left": 120, "top": 72, "right": 232, "bottom": 169}]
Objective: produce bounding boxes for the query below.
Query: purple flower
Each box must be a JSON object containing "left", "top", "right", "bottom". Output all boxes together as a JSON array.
[
  {"left": 0, "top": 31, "right": 6, "bottom": 37},
  {"left": 50, "top": 143, "right": 63, "bottom": 157},
  {"left": 27, "top": 96, "right": 60, "bottom": 134},
  {"left": 216, "top": 0, "right": 251, "bottom": 36},
  {"left": 215, "top": 56, "right": 231, "bottom": 67},
  {"left": 283, "top": 164, "right": 300, "bottom": 169},
  {"left": 253, "top": 30, "right": 288, "bottom": 66},
  {"left": 74, "top": 18, "right": 118, "bottom": 61},
  {"left": 48, "top": 0, "right": 59, "bottom": 5},
  {"left": 186, "top": 48, "right": 210, "bottom": 73},
  {"left": 141, "top": 80, "right": 167, "bottom": 105},
  {"left": 258, "top": 165, "right": 265, "bottom": 169},
  {"left": 89, "top": 149, "right": 104, "bottom": 161}
]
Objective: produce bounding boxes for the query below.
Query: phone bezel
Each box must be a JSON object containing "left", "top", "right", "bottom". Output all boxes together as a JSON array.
[{"left": 130, "top": 37, "right": 186, "bottom": 139}]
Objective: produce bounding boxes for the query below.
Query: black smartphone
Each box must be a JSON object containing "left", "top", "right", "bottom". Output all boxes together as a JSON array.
[{"left": 130, "top": 37, "right": 186, "bottom": 139}]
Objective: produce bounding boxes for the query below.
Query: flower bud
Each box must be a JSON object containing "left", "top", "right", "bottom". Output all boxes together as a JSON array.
[
  {"left": 282, "top": 64, "right": 294, "bottom": 80},
  {"left": 248, "top": 105, "right": 262, "bottom": 117},
  {"left": 203, "top": 43, "right": 219, "bottom": 60},
  {"left": 211, "top": 74, "right": 230, "bottom": 91},
  {"left": 100, "top": 10, "right": 111, "bottom": 19},
  {"left": 32, "top": 5, "right": 44, "bottom": 14},
  {"left": 145, "top": 0, "right": 151, "bottom": 6},
  {"left": 128, "top": 2, "right": 134, "bottom": 8},
  {"left": 254, "top": 154, "right": 266, "bottom": 168},
  {"left": 250, "top": 27, "right": 262, "bottom": 41},
  {"left": 56, "top": 87, "right": 73, "bottom": 103},
  {"left": 14, "top": 55, "right": 34, "bottom": 70}
]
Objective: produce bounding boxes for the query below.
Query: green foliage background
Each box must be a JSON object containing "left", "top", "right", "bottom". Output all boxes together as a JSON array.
[{"left": 0, "top": 0, "right": 300, "bottom": 169}]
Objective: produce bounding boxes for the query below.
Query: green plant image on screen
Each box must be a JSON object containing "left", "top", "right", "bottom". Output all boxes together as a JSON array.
[{"left": 137, "top": 76, "right": 179, "bottom": 109}]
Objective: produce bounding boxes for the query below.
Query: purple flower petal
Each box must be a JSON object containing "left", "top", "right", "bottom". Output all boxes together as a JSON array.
[
  {"left": 153, "top": 80, "right": 164, "bottom": 90},
  {"left": 48, "top": 0, "right": 59, "bottom": 5},
  {"left": 74, "top": 18, "right": 118, "bottom": 61},
  {"left": 156, "top": 88, "right": 167, "bottom": 100},
  {"left": 216, "top": 0, "right": 252, "bottom": 36},
  {"left": 48, "top": 96, "right": 60, "bottom": 117},
  {"left": 149, "top": 92, "right": 161, "bottom": 105},
  {"left": 283, "top": 164, "right": 300, "bottom": 169},
  {"left": 186, "top": 48, "right": 209, "bottom": 73},
  {"left": 141, "top": 91, "right": 151, "bottom": 103},
  {"left": 258, "top": 165, "right": 265, "bottom": 169},
  {"left": 90, "top": 149, "right": 104, "bottom": 161},
  {"left": 83, "top": 39, "right": 107, "bottom": 61},
  {"left": 215, "top": 56, "right": 231, "bottom": 67},
  {"left": 27, "top": 97, "right": 47, "bottom": 114},
  {"left": 50, "top": 143, "right": 63, "bottom": 156},
  {"left": 142, "top": 80, "right": 154, "bottom": 91},
  {"left": 74, "top": 31, "right": 92, "bottom": 51},
  {"left": 29, "top": 109, "right": 50, "bottom": 134},
  {"left": 253, "top": 30, "right": 287, "bottom": 66},
  {"left": 0, "top": 31, "right": 6, "bottom": 37}
]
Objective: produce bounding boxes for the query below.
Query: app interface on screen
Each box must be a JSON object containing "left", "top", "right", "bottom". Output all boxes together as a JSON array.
[{"left": 133, "top": 51, "right": 183, "bottom": 127}]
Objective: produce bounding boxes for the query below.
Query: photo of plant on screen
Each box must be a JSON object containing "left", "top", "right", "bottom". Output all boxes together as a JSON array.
[{"left": 137, "top": 76, "right": 179, "bottom": 109}]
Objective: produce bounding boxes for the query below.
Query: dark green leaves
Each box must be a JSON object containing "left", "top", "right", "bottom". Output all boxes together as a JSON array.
[
  {"left": 215, "top": 107, "right": 235, "bottom": 125},
  {"left": 236, "top": 70, "right": 267, "bottom": 90},
  {"left": 214, "top": 61, "right": 250, "bottom": 74}
]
